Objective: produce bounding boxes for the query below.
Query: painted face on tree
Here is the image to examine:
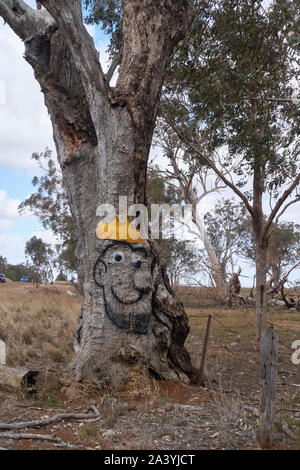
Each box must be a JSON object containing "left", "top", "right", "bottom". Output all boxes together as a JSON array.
[{"left": 93, "top": 241, "right": 154, "bottom": 334}]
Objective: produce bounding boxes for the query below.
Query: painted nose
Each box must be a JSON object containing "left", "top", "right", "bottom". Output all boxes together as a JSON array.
[{"left": 132, "top": 260, "right": 142, "bottom": 269}]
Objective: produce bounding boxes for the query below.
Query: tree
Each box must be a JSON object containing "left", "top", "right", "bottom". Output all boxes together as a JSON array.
[
  {"left": 56, "top": 271, "right": 68, "bottom": 282},
  {"left": 153, "top": 126, "right": 228, "bottom": 298},
  {"left": 0, "top": 0, "right": 198, "bottom": 392},
  {"left": 0, "top": 256, "right": 8, "bottom": 274},
  {"left": 25, "top": 236, "right": 54, "bottom": 283},
  {"left": 160, "top": 0, "right": 300, "bottom": 339},
  {"left": 5, "top": 264, "right": 41, "bottom": 282},
  {"left": 19, "top": 149, "right": 77, "bottom": 275},
  {"left": 147, "top": 167, "right": 201, "bottom": 287},
  {"left": 238, "top": 218, "right": 300, "bottom": 295},
  {"left": 204, "top": 200, "right": 245, "bottom": 275}
]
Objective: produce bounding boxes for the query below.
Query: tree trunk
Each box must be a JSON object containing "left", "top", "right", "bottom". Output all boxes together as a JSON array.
[
  {"left": 253, "top": 152, "right": 268, "bottom": 341},
  {"left": 203, "top": 231, "right": 227, "bottom": 301},
  {"left": 255, "top": 239, "right": 268, "bottom": 340},
  {"left": 0, "top": 1, "right": 198, "bottom": 394},
  {"left": 190, "top": 193, "right": 227, "bottom": 301}
]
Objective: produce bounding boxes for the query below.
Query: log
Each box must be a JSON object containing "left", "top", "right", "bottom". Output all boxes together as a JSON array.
[{"left": 0, "top": 365, "right": 39, "bottom": 392}]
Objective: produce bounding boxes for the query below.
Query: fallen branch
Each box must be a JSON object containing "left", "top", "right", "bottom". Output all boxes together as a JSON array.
[
  {"left": 0, "top": 432, "right": 67, "bottom": 445},
  {"left": 0, "top": 407, "right": 100, "bottom": 431}
]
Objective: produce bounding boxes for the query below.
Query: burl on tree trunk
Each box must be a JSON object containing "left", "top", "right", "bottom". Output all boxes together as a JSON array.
[{"left": 0, "top": 0, "right": 198, "bottom": 394}]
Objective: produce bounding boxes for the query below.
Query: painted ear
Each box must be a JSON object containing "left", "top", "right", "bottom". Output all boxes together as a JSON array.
[{"left": 93, "top": 259, "right": 107, "bottom": 287}]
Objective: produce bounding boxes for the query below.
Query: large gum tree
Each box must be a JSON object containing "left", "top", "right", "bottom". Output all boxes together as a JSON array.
[{"left": 0, "top": 0, "right": 198, "bottom": 394}]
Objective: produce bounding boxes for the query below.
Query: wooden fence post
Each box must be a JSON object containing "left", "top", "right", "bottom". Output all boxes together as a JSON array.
[
  {"left": 197, "top": 314, "right": 212, "bottom": 386},
  {"left": 259, "top": 327, "right": 278, "bottom": 449}
]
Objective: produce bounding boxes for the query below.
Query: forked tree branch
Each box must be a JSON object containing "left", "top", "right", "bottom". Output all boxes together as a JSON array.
[
  {"left": 274, "top": 195, "right": 300, "bottom": 225},
  {"left": 40, "top": 0, "right": 107, "bottom": 99},
  {"left": 262, "top": 172, "right": 300, "bottom": 240},
  {"left": 0, "top": 0, "right": 55, "bottom": 40},
  {"left": 162, "top": 113, "right": 254, "bottom": 216}
]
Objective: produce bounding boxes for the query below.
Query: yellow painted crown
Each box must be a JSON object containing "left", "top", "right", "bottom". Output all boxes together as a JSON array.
[{"left": 96, "top": 216, "right": 145, "bottom": 243}]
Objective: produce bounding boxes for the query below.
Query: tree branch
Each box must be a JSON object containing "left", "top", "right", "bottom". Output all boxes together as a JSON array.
[
  {"left": 162, "top": 114, "right": 254, "bottom": 216},
  {"left": 262, "top": 173, "right": 300, "bottom": 240},
  {"left": 0, "top": 0, "right": 55, "bottom": 40},
  {"left": 115, "top": 0, "right": 195, "bottom": 129},
  {"left": 274, "top": 195, "right": 300, "bottom": 225},
  {"left": 40, "top": 0, "right": 107, "bottom": 100},
  {"left": 106, "top": 50, "right": 122, "bottom": 83}
]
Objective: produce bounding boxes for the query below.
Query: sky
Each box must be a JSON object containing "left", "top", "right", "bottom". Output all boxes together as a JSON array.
[{"left": 0, "top": 1, "right": 299, "bottom": 285}]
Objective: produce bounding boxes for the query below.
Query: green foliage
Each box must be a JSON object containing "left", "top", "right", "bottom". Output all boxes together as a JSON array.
[
  {"left": 19, "top": 149, "right": 77, "bottom": 274},
  {"left": 25, "top": 236, "right": 54, "bottom": 283},
  {"left": 147, "top": 166, "right": 200, "bottom": 285},
  {"left": 238, "top": 217, "right": 300, "bottom": 279},
  {"left": 0, "top": 255, "right": 8, "bottom": 274},
  {"left": 84, "top": 0, "right": 122, "bottom": 56},
  {"left": 5, "top": 264, "right": 40, "bottom": 283},
  {"left": 204, "top": 198, "right": 246, "bottom": 268},
  {"left": 162, "top": 0, "right": 300, "bottom": 196}
]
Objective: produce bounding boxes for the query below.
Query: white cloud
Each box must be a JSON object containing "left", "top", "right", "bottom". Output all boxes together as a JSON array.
[
  {"left": 0, "top": 233, "right": 28, "bottom": 264},
  {"left": 0, "top": 228, "right": 58, "bottom": 265},
  {"left": 0, "top": 21, "right": 54, "bottom": 169},
  {"left": 0, "top": 190, "right": 35, "bottom": 234}
]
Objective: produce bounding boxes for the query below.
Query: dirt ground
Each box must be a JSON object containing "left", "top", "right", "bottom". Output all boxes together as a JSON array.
[{"left": 0, "top": 282, "right": 299, "bottom": 450}]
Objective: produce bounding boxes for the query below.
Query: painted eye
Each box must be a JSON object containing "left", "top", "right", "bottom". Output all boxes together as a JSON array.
[{"left": 113, "top": 252, "right": 124, "bottom": 263}]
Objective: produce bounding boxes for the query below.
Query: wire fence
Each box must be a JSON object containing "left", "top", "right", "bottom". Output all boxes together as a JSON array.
[{"left": 189, "top": 312, "right": 300, "bottom": 389}]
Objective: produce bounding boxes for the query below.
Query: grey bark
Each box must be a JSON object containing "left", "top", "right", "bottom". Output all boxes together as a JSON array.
[
  {"left": 253, "top": 159, "right": 268, "bottom": 341},
  {"left": 0, "top": 0, "right": 198, "bottom": 393}
]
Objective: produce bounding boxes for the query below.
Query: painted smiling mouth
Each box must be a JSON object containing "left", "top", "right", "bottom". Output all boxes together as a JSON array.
[{"left": 111, "top": 287, "right": 143, "bottom": 305}]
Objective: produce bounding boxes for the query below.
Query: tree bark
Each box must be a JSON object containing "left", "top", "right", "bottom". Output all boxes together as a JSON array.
[
  {"left": 0, "top": 1, "right": 198, "bottom": 394},
  {"left": 255, "top": 239, "right": 268, "bottom": 340},
  {"left": 203, "top": 231, "right": 227, "bottom": 301},
  {"left": 252, "top": 148, "right": 268, "bottom": 341}
]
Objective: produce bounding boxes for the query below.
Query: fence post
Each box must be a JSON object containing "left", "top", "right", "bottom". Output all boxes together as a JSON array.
[
  {"left": 197, "top": 314, "right": 212, "bottom": 386},
  {"left": 259, "top": 327, "right": 278, "bottom": 449}
]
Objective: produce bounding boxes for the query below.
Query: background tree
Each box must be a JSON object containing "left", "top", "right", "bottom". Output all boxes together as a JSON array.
[
  {"left": 5, "top": 264, "right": 41, "bottom": 283},
  {"left": 153, "top": 126, "right": 230, "bottom": 299},
  {"left": 56, "top": 271, "right": 68, "bottom": 282},
  {"left": 238, "top": 218, "right": 300, "bottom": 296},
  {"left": 0, "top": 256, "right": 8, "bottom": 274},
  {"left": 147, "top": 166, "right": 202, "bottom": 287},
  {"left": 19, "top": 149, "right": 77, "bottom": 275},
  {"left": 0, "top": 0, "right": 198, "bottom": 393},
  {"left": 160, "top": 0, "right": 300, "bottom": 339},
  {"left": 25, "top": 236, "right": 54, "bottom": 283}
]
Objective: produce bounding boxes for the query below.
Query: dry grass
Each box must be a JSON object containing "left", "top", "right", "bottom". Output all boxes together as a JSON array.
[
  {"left": 0, "top": 282, "right": 81, "bottom": 367},
  {"left": 184, "top": 303, "right": 300, "bottom": 449},
  {"left": 0, "top": 282, "right": 299, "bottom": 449}
]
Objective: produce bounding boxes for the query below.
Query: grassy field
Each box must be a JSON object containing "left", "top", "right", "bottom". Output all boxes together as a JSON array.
[
  {"left": 0, "top": 282, "right": 80, "bottom": 367},
  {"left": 0, "top": 281, "right": 299, "bottom": 450}
]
